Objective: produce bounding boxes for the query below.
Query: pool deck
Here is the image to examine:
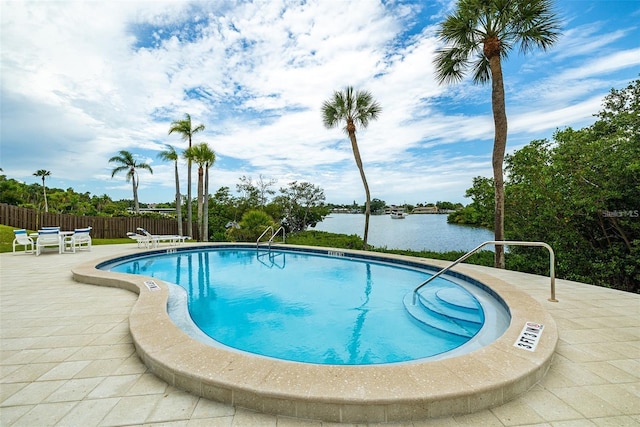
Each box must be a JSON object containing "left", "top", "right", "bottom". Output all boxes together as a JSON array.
[{"left": 1, "top": 244, "right": 639, "bottom": 426}]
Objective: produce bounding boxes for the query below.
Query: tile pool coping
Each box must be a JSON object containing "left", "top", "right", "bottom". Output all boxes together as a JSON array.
[{"left": 71, "top": 243, "right": 557, "bottom": 423}]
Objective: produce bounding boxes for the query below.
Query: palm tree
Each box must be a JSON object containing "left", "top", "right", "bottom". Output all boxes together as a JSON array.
[
  {"left": 433, "top": 0, "right": 560, "bottom": 268},
  {"left": 322, "top": 86, "right": 381, "bottom": 250},
  {"left": 184, "top": 143, "right": 215, "bottom": 241},
  {"left": 33, "top": 169, "right": 51, "bottom": 212},
  {"left": 108, "top": 150, "right": 153, "bottom": 213},
  {"left": 157, "top": 144, "right": 183, "bottom": 236},
  {"left": 168, "top": 113, "right": 205, "bottom": 240},
  {"left": 202, "top": 148, "right": 216, "bottom": 243}
]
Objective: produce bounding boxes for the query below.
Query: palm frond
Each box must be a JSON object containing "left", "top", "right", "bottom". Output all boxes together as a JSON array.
[
  {"left": 157, "top": 144, "right": 178, "bottom": 162},
  {"left": 434, "top": 0, "right": 561, "bottom": 87},
  {"left": 434, "top": 47, "right": 468, "bottom": 84},
  {"left": 322, "top": 86, "right": 381, "bottom": 133},
  {"left": 471, "top": 53, "right": 492, "bottom": 84},
  {"left": 110, "top": 165, "right": 128, "bottom": 178}
]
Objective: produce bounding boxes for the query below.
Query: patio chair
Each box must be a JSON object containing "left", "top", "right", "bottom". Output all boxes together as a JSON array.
[
  {"left": 65, "top": 227, "right": 92, "bottom": 253},
  {"left": 137, "top": 228, "right": 189, "bottom": 247},
  {"left": 127, "top": 231, "right": 152, "bottom": 249},
  {"left": 13, "top": 229, "right": 35, "bottom": 254},
  {"left": 36, "top": 228, "right": 62, "bottom": 256}
]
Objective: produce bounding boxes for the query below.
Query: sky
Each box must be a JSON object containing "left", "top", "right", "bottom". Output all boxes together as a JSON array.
[{"left": 1, "top": 0, "right": 639, "bottom": 206}]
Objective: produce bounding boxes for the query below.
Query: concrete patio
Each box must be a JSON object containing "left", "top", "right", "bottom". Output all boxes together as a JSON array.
[{"left": 1, "top": 244, "right": 638, "bottom": 426}]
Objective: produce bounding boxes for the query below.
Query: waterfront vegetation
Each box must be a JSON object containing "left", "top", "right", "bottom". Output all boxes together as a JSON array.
[
  {"left": 0, "top": 224, "right": 493, "bottom": 268},
  {"left": 449, "top": 79, "right": 640, "bottom": 292}
]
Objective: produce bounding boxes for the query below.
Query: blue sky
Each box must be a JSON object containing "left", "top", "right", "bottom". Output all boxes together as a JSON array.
[{"left": 1, "top": 0, "right": 639, "bottom": 205}]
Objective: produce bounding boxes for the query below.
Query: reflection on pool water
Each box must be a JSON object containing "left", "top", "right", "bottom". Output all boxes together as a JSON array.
[{"left": 104, "top": 247, "right": 510, "bottom": 365}]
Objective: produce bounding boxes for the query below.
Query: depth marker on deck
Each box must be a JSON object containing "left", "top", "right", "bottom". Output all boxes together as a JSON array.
[
  {"left": 144, "top": 280, "right": 161, "bottom": 291},
  {"left": 514, "top": 322, "right": 544, "bottom": 352}
]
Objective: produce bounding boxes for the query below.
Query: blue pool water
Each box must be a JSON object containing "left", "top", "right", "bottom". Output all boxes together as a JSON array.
[{"left": 103, "top": 247, "right": 509, "bottom": 365}]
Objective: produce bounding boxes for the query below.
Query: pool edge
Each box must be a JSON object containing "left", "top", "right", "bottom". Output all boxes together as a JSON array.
[{"left": 71, "top": 243, "right": 557, "bottom": 423}]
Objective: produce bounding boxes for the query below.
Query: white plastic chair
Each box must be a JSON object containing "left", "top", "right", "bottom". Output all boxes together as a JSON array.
[
  {"left": 65, "top": 227, "right": 92, "bottom": 252},
  {"left": 36, "top": 228, "right": 62, "bottom": 256},
  {"left": 127, "top": 231, "right": 152, "bottom": 248},
  {"left": 137, "top": 227, "right": 189, "bottom": 247},
  {"left": 13, "top": 229, "right": 35, "bottom": 254}
]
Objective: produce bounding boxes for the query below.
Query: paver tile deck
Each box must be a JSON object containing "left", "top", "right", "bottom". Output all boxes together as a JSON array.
[{"left": 1, "top": 244, "right": 638, "bottom": 426}]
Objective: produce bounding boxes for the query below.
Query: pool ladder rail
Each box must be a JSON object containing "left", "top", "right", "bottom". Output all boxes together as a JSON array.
[
  {"left": 412, "top": 240, "right": 557, "bottom": 304},
  {"left": 256, "top": 225, "right": 286, "bottom": 250}
]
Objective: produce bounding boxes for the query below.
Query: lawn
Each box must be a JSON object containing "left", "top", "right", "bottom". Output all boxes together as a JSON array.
[{"left": 0, "top": 224, "right": 132, "bottom": 253}]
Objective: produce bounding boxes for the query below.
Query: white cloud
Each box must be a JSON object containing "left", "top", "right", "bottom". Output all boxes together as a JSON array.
[{"left": 1, "top": 0, "right": 638, "bottom": 206}]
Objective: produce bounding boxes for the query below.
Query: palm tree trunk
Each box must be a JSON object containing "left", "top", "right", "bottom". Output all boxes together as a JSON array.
[
  {"left": 490, "top": 56, "right": 507, "bottom": 269},
  {"left": 133, "top": 176, "right": 140, "bottom": 214},
  {"left": 42, "top": 177, "right": 48, "bottom": 213},
  {"left": 197, "top": 166, "right": 204, "bottom": 241},
  {"left": 174, "top": 161, "right": 183, "bottom": 236},
  {"left": 187, "top": 160, "right": 193, "bottom": 239},
  {"left": 348, "top": 130, "right": 371, "bottom": 250},
  {"left": 203, "top": 165, "right": 210, "bottom": 242}
]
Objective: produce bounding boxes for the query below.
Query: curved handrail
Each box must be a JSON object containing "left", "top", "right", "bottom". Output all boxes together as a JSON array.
[
  {"left": 257, "top": 225, "right": 286, "bottom": 249},
  {"left": 270, "top": 226, "right": 286, "bottom": 244},
  {"left": 257, "top": 226, "right": 274, "bottom": 248},
  {"left": 413, "top": 241, "right": 557, "bottom": 303}
]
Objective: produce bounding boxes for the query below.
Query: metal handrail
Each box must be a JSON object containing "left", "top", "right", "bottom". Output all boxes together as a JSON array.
[
  {"left": 256, "top": 225, "right": 286, "bottom": 249},
  {"left": 257, "top": 226, "right": 274, "bottom": 248},
  {"left": 412, "top": 241, "right": 557, "bottom": 303},
  {"left": 270, "top": 226, "right": 285, "bottom": 244}
]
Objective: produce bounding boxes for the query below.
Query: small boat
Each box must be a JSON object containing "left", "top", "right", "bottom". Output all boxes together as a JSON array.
[{"left": 390, "top": 211, "right": 406, "bottom": 219}]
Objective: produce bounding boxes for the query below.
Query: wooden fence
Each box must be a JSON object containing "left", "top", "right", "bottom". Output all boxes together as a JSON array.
[{"left": 0, "top": 203, "right": 196, "bottom": 240}]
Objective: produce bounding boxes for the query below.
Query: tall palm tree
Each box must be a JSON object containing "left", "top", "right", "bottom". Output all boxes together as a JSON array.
[
  {"left": 108, "top": 150, "right": 153, "bottom": 213},
  {"left": 157, "top": 144, "right": 183, "bottom": 236},
  {"left": 168, "top": 113, "right": 205, "bottom": 240},
  {"left": 33, "top": 169, "right": 51, "bottom": 212},
  {"left": 433, "top": 0, "right": 560, "bottom": 268},
  {"left": 322, "top": 86, "right": 381, "bottom": 250},
  {"left": 184, "top": 143, "right": 215, "bottom": 241},
  {"left": 202, "top": 148, "right": 216, "bottom": 243}
]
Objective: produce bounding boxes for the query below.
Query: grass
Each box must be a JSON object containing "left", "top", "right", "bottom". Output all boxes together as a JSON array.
[
  {"left": 0, "top": 224, "right": 132, "bottom": 253},
  {"left": 1, "top": 225, "right": 494, "bottom": 268}
]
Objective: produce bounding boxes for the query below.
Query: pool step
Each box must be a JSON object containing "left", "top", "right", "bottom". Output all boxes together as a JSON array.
[{"left": 403, "top": 284, "right": 484, "bottom": 339}]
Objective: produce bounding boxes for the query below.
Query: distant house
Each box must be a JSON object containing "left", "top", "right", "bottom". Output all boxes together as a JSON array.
[
  {"left": 384, "top": 205, "right": 406, "bottom": 215},
  {"left": 331, "top": 208, "right": 351, "bottom": 213},
  {"left": 127, "top": 206, "right": 176, "bottom": 215},
  {"left": 412, "top": 206, "right": 439, "bottom": 214}
]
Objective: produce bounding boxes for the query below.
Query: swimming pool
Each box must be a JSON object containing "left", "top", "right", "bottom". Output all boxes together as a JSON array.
[
  {"left": 101, "top": 247, "right": 509, "bottom": 365},
  {"left": 75, "top": 243, "right": 557, "bottom": 423}
]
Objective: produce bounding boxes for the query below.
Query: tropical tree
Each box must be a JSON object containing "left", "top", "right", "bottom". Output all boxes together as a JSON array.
[
  {"left": 184, "top": 142, "right": 215, "bottom": 241},
  {"left": 237, "top": 175, "right": 277, "bottom": 208},
  {"left": 433, "top": 0, "right": 561, "bottom": 268},
  {"left": 168, "top": 113, "right": 205, "bottom": 239},
  {"left": 322, "top": 86, "right": 381, "bottom": 250},
  {"left": 108, "top": 150, "right": 153, "bottom": 213},
  {"left": 157, "top": 144, "right": 183, "bottom": 236},
  {"left": 33, "top": 169, "right": 51, "bottom": 212},
  {"left": 226, "top": 209, "right": 277, "bottom": 242},
  {"left": 273, "top": 181, "right": 330, "bottom": 233}
]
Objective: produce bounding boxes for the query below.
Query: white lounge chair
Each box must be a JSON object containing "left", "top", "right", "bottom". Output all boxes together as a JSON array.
[
  {"left": 127, "top": 231, "right": 152, "bottom": 248},
  {"left": 36, "top": 228, "right": 62, "bottom": 256},
  {"left": 137, "top": 228, "right": 189, "bottom": 248},
  {"left": 64, "top": 227, "right": 92, "bottom": 252},
  {"left": 13, "top": 229, "right": 35, "bottom": 254}
]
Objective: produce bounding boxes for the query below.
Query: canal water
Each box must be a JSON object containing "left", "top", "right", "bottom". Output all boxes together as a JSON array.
[{"left": 313, "top": 213, "right": 494, "bottom": 252}]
